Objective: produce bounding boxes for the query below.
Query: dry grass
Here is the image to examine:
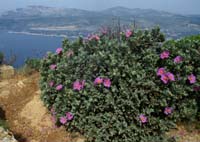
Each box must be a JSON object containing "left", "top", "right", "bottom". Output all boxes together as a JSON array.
[{"left": 167, "top": 122, "right": 200, "bottom": 142}]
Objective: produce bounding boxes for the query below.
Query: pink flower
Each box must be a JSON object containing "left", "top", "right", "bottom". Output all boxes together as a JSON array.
[
  {"left": 50, "top": 64, "right": 57, "bottom": 70},
  {"left": 49, "top": 81, "right": 54, "bottom": 87},
  {"left": 73, "top": 80, "right": 85, "bottom": 91},
  {"left": 94, "top": 35, "right": 100, "bottom": 40},
  {"left": 103, "top": 78, "right": 111, "bottom": 88},
  {"left": 73, "top": 81, "right": 81, "bottom": 91},
  {"left": 56, "top": 48, "right": 63, "bottom": 54},
  {"left": 160, "top": 51, "right": 170, "bottom": 59},
  {"left": 188, "top": 74, "right": 196, "bottom": 84},
  {"left": 164, "top": 107, "right": 173, "bottom": 115},
  {"left": 60, "top": 116, "right": 67, "bottom": 124},
  {"left": 125, "top": 29, "right": 132, "bottom": 38},
  {"left": 94, "top": 77, "right": 103, "bottom": 85},
  {"left": 66, "top": 112, "right": 74, "bottom": 121},
  {"left": 161, "top": 74, "right": 169, "bottom": 84},
  {"left": 160, "top": 72, "right": 175, "bottom": 84},
  {"left": 157, "top": 67, "right": 166, "bottom": 76},
  {"left": 89, "top": 35, "right": 100, "bottom": 41},
  {"left": 166, "top": 72, "right": 175, "bottom": 81},
  {"left": 56, "top": 84, "right": 63, "bottom": 91},
  {"left": 174, "top": 56, "right": 183, "bottom": 63},
  {"left": 139, "top": 114, "right": 148, "bottom": 123}
]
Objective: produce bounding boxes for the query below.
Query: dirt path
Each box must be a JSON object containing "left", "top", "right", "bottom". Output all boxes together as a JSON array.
[{"left": 0, "top": 73, "right": 83, "bottom": 142}]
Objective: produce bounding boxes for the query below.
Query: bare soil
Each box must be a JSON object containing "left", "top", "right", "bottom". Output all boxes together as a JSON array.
[{"left": 0, "top": 73, "right": 83, "bottom": 142}]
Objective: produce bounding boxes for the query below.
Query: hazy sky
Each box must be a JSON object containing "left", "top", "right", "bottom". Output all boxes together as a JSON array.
[{"left": 0, "top": 0, "right": 200, "bottom": 15}]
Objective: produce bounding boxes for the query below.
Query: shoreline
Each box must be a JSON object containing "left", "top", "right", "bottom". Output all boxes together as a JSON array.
[{"left": 8, "top": 31, "right": 68, "bottom": 38}]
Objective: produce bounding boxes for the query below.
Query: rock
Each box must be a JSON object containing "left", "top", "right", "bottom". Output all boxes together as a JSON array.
[
  {"left": 0, "top": 127, "right": 18, "bottom": 142},
  {"left": 0, "top": 65, "right": 15, "bottom": 79}
]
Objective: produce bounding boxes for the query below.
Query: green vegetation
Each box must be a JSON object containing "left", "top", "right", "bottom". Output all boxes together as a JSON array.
[
  {"left": 17, "top": 58, "right": 41, "bottom": 76},
  {"left": 0, "top": 52, "right": 4, "bottom": 65},
  {"left": 25, "top": 58, "right": 41, "bottom": 71},
  {"left": 0, "top": 107, "right": 8, "bottom": 129},
  {"left": 40, "top": 27, "right": 200, "bottom": 142}
]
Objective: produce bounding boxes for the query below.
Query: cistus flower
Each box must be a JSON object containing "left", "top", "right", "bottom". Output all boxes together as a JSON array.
[
  {"left": 56, "top": 48, "right": 63, "bottom": 54},
  {"left": 73, "top": 80, "right": 85, "bottom": 91},
  {"left": 94, "top": 77, "right": 103, "bottom": 85},
  {"left": 139, "top": 114, "right": 148, "bottom": 123},
  {"left": 157, "top": 67, "right": 166, "bottom": 76},
  {"left": 161, "top": 74, "right": 169, "bottom": 84},
  {"left": 160, "top": 51, "right": 170, "bottom": 59},
  {"left": 66, "top": 112, "right": 74, "bottom": 121},
  {"left": 164, "top": 107, "right": 173, "bottom": 115},
  {"left": 60, "top": 116, "right": 67, "bottom": 124},
  {"left": 188, "top": 74, "right": 196, "bottom": 84},
  {"left": 56, "top": 84, "right": 63, "bottom": 91},
  {"left": 166, "top": 72, "right": 175, "bottom": 81},
  {"left": 174, "top": 56, "right": 183, "bottom": 63},
  {"left": 50, "top": 64, "right": 57, "bottom": 70},
  {"left": 103, "top": 78, "right": 111, "bottom": 88},
  {"left": 49, "top": 81, "right": 54, "bottom": 87},
  {"left": 88, "top": 35, "right": 100, "bottom": 41},
  {"left": 159, "top": 71, "right": 175, "bottom": 84},
  {"left": 125, "top": 29, "right": 132, "bottom": 38}
]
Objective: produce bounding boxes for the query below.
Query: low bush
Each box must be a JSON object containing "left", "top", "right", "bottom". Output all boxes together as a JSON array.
[
  {"left": 17, "top": 58, "right": 41, "bottom": 76},
  {"left": 25, "top": 58, "right": 41, "bottom": 71},
  {"left": 40, "top": 28, "right": 200, "bottom": 142},
  {"left": 0, "top": 52, "right": 4, "bottom": 65},
  {"left": 0, "top": 107, "right": 8, "bottom": 129}
]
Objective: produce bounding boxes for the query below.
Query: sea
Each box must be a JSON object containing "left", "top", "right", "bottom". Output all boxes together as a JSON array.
[{"left": 0, "top": 31, "right": 64, "bottom": 68}]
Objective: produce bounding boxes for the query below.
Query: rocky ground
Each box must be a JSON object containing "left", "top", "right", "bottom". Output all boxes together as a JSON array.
[
  {"left": 0, "top": 65, "right": 200, "bottom": 142},
  {"left": 0, "top": 127, "right": 17, "bottom": 142},
  {"left": 0, "top": 66, "right": 84, "bottom": 142}
]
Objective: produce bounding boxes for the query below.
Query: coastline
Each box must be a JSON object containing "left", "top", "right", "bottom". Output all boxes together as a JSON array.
[{"left": 7, "top": 31, "right": 68, "bottom": 38}]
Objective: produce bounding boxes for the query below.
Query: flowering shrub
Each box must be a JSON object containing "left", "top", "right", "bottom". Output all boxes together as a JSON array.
[
  {"left": 25, "top": 58, "right": 41, "bottom": 71},
  {"left": 40, "top": 28, "right": 200, "bottom": 142}
]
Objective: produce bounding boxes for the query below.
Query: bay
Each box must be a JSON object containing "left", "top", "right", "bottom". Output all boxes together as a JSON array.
[{"left": 0, "top": 31, "right": 63, "bottom": 68}]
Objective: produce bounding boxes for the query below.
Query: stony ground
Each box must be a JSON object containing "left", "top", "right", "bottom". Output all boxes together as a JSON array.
[
  {"left": 0, "top": 72, "right": 84, "bottom": 142},
  {"left": 0, "top": 127, "right": 18, "bottom": 142},
  {"left": 0, "top": 71, "right": 200, "bottom": 142}
]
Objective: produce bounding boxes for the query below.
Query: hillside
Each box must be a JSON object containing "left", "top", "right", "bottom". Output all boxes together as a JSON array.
[{"left": 0, "top": 6, "right": 200, "bottom": 39}]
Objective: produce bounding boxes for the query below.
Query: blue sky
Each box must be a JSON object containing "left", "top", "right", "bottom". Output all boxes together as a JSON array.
[{"left": 0, "top": 0, "right": 200, "bottom": 14}]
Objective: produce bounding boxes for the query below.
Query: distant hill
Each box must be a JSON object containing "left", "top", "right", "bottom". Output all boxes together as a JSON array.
[{"left": 0, "top": 6, "right": 200, "bottom": 39}]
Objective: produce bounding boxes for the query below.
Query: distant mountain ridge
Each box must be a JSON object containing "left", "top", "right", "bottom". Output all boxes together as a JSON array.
[
  {"left": 1, "top": 5, "right": 95, "bottom": 18},
  {"left": 0, "top": 6, "right": 200, "bottom": 39},
  {"left": 0, "top": 6, "right": 184, "bottom": 18}
]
